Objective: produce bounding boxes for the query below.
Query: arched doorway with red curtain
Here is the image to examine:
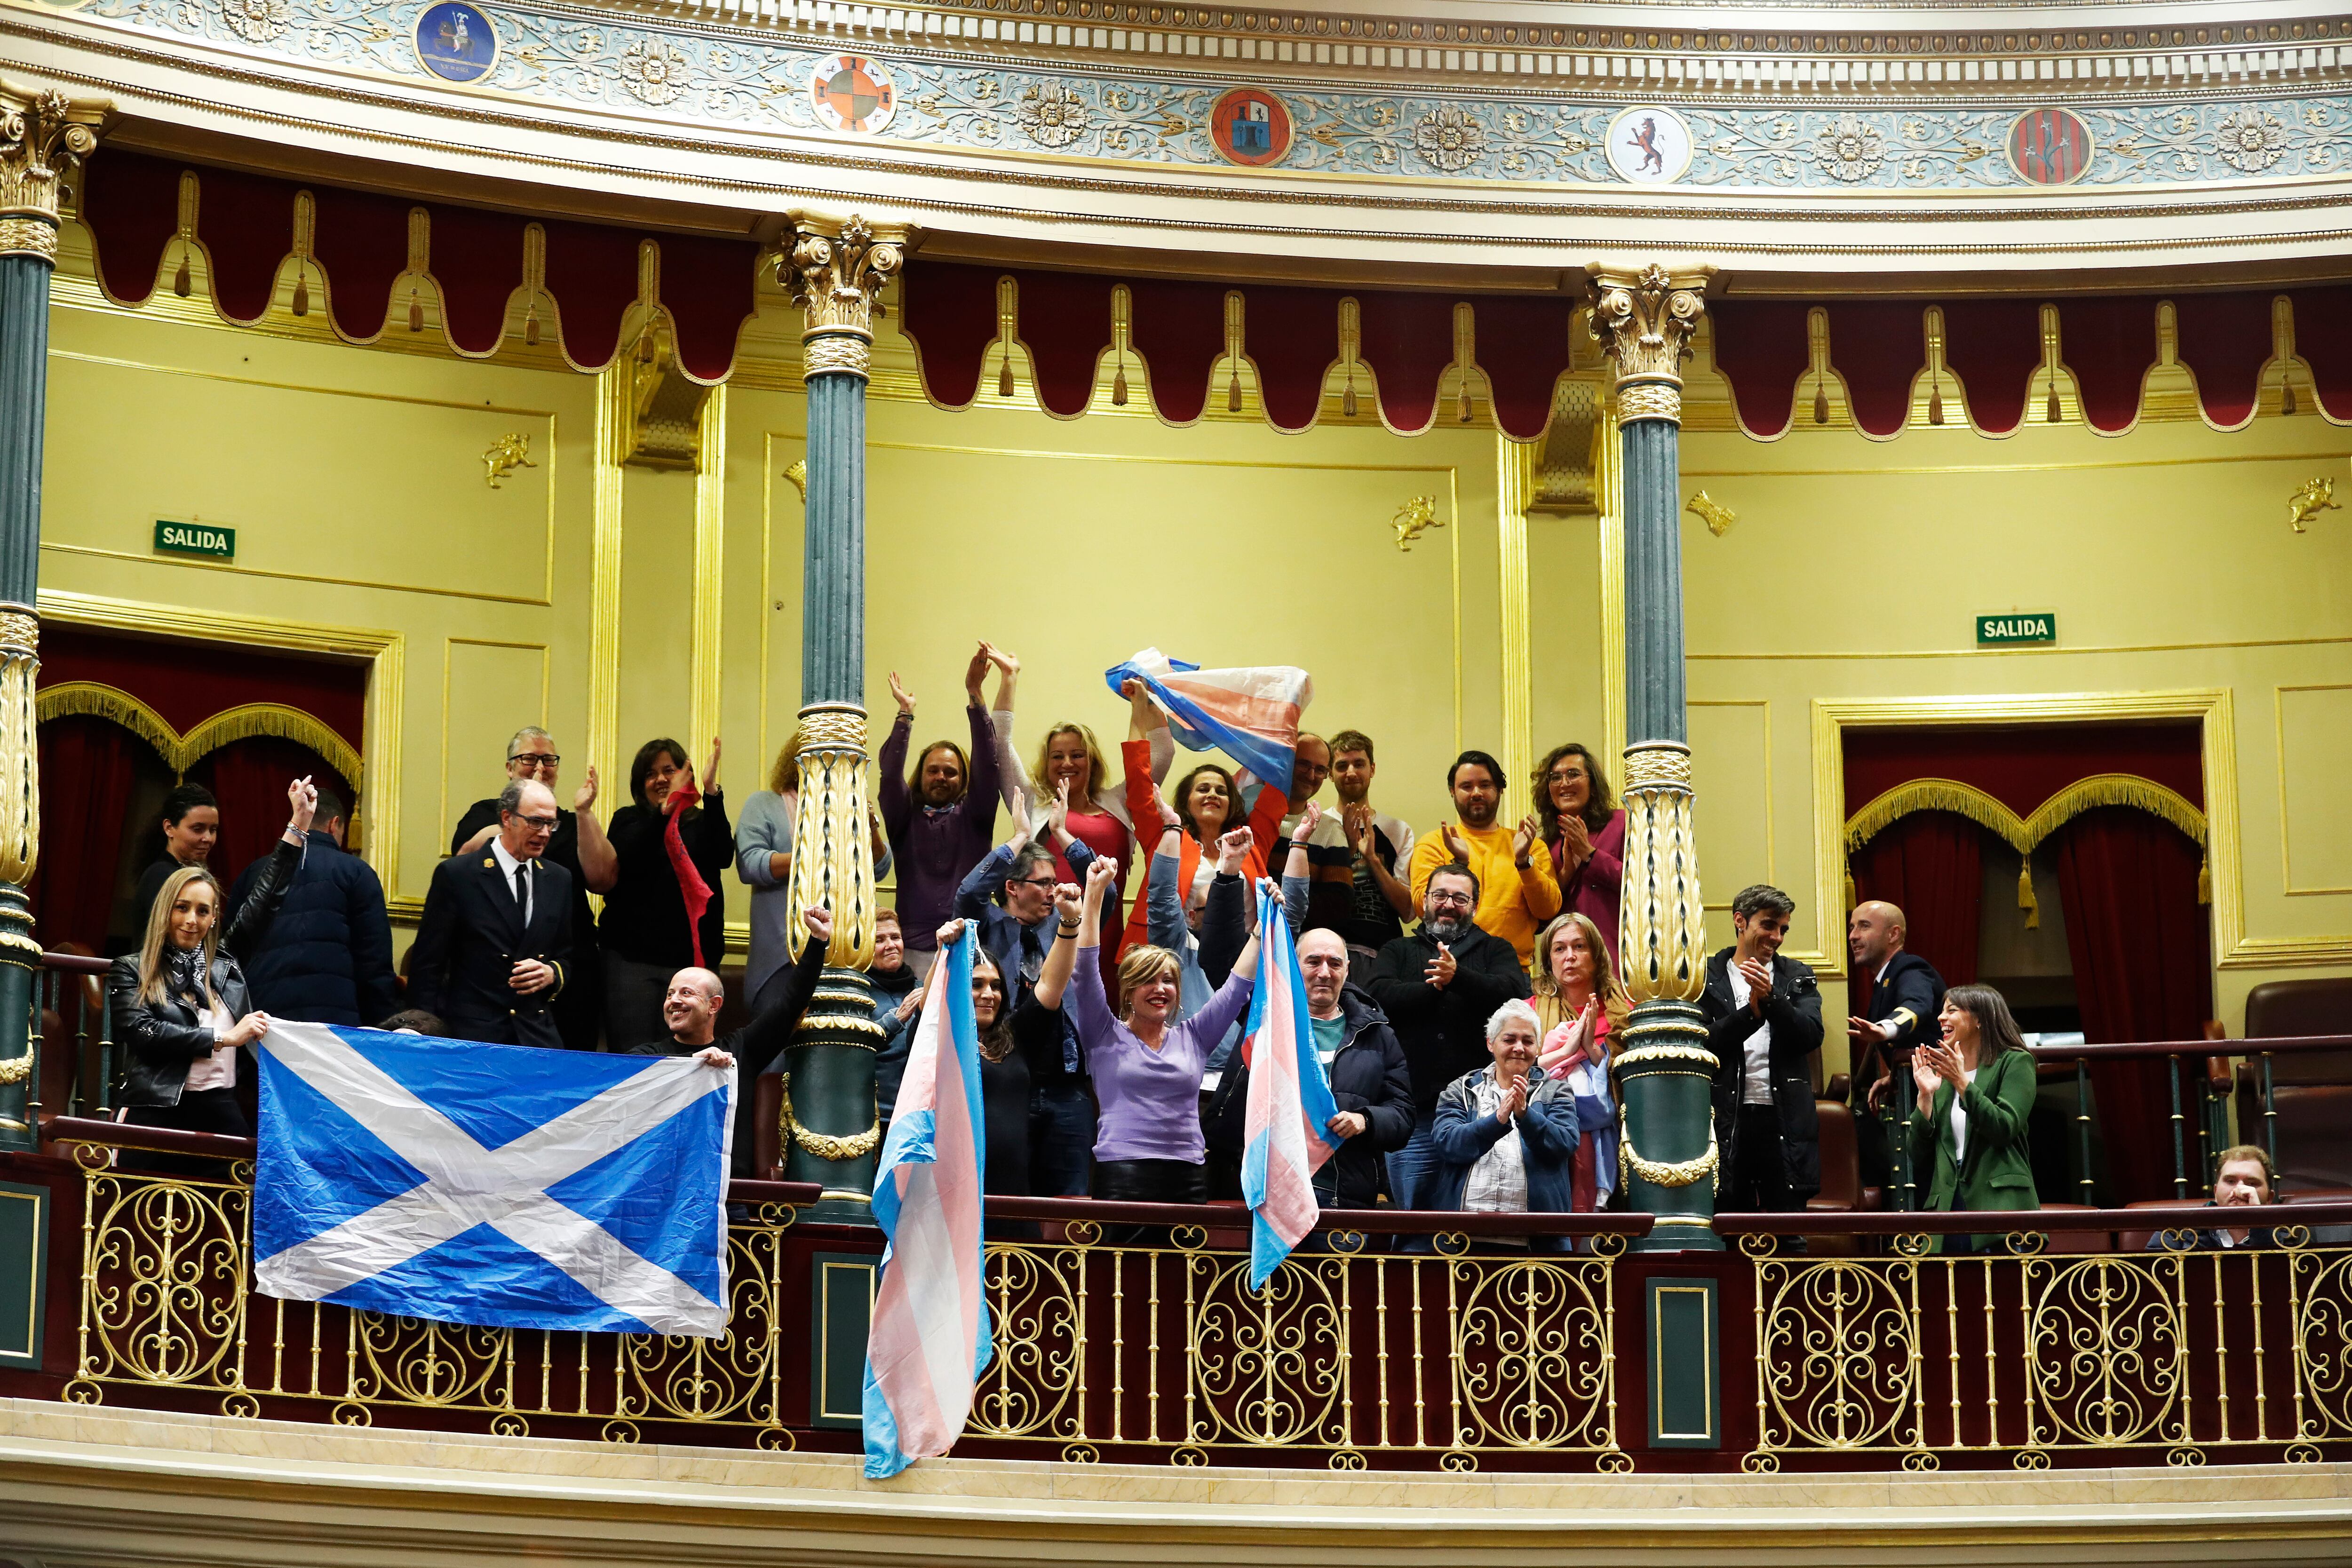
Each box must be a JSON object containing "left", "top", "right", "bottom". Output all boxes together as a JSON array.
[
  {"left": 1842, "top": 722, "right": 2213, "bottom": 1206},
  {"left": 32, "top": 625, "right": 367, "bottom": 957}
]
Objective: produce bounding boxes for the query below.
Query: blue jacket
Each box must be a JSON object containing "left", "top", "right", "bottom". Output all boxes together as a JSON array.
[
  {"left": 954, "top": 837, "right": 1098, "bottom": 1014},
  {"left": 1423, "top": 1065, "right": 1583, "bottom": 1250},
  {"left": 229, "top": 829, "right": 398, "bottom": 1028}
]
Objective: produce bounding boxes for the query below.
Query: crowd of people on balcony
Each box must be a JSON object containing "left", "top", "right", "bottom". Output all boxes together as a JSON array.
[{"left": 95, "top": 640, "right": 2090, "bottom": 1237}]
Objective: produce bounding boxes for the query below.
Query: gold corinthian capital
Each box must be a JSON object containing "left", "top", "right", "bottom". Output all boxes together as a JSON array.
[
  {"left": 778, "top": 214, "right": 912, "bottom": 383},
  {"left": 0, "top": 82, "right": 107, "bottom": 263},
  {"left": 1586, "top": 264, "right": 1712, "bottom": 426}
]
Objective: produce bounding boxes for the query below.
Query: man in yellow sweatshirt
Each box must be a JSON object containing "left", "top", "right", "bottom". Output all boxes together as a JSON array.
[{"left": 1406, "top": 750, "right": 1562, "bottom": 968}]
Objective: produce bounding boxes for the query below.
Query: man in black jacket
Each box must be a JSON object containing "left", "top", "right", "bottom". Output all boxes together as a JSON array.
[
  {"left": 1845, "top": 899, "right": 1947, "bottom": 1206},
  {"left": 1366, "top": 863, "right": 1531, "bottom": 1209},
  {"left": 229, "top": 785, "right": 398, "bottom": 1027},
  {"left": 624, "top": 907, "right": 832, "bottom": 1178},
  {"left": 1206, "top": 927, "right": 1414, "bottom": 1210},
  {"left": 408, "top": 780, "right": 574, "bottom": 1049},
  {"left": 1703, "top": 884, "right": 1825, "bottom": 1212}
]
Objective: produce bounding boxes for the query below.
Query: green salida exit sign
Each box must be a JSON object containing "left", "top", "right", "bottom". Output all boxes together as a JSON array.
[
  {"left": 1978, "top": 612, "right": 2056, "bottom": 646},
  {"left": 154, "top": 520, "right": 235, "bottom": 560}
]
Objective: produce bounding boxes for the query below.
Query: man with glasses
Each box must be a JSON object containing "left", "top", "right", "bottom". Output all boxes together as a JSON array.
[
  {"left": 450, "top": 726, "right": 616, "bottom": 1050},
  {"left": 953, "top": 793, "right": 1099, "bottom": 1018},
  {"left": 1366, "top": 863, "right": 1533, "bottom": 1209},
  {"left": 411, "top": 779, "right": 576, "bottom": 1050}
]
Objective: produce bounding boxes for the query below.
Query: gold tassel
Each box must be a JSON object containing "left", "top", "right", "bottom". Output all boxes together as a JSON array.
[
  {"left": 2046, "top": 383, "right": 2061, "bottom": 422},
  {"left": 1111, "top": 361, "right": 1128, "bottom": 406},
  {"left": 1812, "top": 382, "right": 1829, "bottom": 424},
  {"left": 997, "top": 350, "right": 1014, "bottom": 398},
  {"left": 2198, "top": 853, "right": 2212, "bottom": 906},
  {"left": 1343, "top": 375, "right": 1358, "bottom": 418},
  {"left": 2284, "top": 384, "right": 2298, "bottom": 415},
  {"left": 524, "top": 306, "right": 540, "bottom": 347},
  {"left": 1843, "top": 866, "right": 1857, "bottom": 915},
  {"left": 1928, "top": 385, "right": 1944, "bottom": 425},
  {"left": 1227, "top": 366, "right": 1241, "bottom": 413},
  {"left": 1457, "top": 381, "right": 1472, "bottom": 422},
  {"left": 173, "top": 254, "right": 191, "bottom": 297},
  {"left": 291, "top": 274, "right": 309, "bottom": 318},
  {"left": 408, "top": 287, "right": 424, "bottom": 333},
  {"left": 2018, "top": 860, "right": 2040, "bottom": 931}
]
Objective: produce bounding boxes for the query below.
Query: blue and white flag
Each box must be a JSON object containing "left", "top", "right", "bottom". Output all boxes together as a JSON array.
[
  {"left": 252, "top": 1022, "right": 736, "bottom": 1337},
  {"left": 1104, "top": 647, "right": 1311, "bottom": 787}
]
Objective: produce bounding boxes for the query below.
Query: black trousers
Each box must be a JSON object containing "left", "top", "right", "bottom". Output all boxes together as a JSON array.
[
  {"left": 123, "top": 1088, "right": 250, "bottom": 1177},
  {"left": 1092, "top": 1158, "right": 1208, "bottom": 1204},
  {"left": 1726, "top": 1102, "right": 1795, "bottom": 1213}
]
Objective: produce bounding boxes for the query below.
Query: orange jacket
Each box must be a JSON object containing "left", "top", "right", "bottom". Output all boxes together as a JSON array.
[{"left": 1118, "top": 737, "right": 1287, "bottom": 958}]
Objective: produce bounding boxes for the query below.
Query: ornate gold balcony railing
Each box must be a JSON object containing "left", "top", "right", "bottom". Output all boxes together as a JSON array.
[{"left": 20, "top": 1123, "right": 2352, "bottom": 1472}]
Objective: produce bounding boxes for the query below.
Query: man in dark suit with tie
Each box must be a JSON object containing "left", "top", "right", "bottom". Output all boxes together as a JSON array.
[
  {"left": 409, "top": 779, "right": 575, "bottom": 1049},
  {"left": 1845, "top": 899, "right": 1947, "bottom": 1209}
]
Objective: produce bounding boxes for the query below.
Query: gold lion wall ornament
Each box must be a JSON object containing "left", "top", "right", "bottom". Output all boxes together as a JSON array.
[
  {"left": 2288, "top": 476, "right": 2340, "bottom": 533},
  {"left": 483, "top": 433, "right": 535, "bottom": 488},
  {"left": 1392, "top": 494, "right": 1443, "bottom": 551}
]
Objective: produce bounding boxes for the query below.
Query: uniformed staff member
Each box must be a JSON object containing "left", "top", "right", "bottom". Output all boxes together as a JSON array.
[
  {"left": 1845, "top": 899, "right": 1947, "bottom": 1208},
  {"left": 408, "top": 778, "right": 575, "bottom": 1049}
]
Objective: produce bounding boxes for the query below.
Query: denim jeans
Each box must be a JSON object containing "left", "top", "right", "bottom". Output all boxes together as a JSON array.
[
  {"left": 1028, "top": 1080, "right": 1096, "bottom": 1197},
  {"left": 1385, "top": 1111, "right": 1438, "bottom": 1210}
]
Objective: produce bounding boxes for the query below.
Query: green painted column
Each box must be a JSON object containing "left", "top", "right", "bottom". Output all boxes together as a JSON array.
[
  {"left": 0, "top": 88, "right": 101, "bottom": 1153},
  {"left": 1590, "top": 266, "right": 1718, "bottom": 1251},
  {"left": 775, "top": 217, "right": 905, "bottom": 1219}
]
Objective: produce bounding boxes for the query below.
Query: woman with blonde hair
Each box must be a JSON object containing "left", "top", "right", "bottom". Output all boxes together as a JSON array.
[
  {"left": 1527, "top": 909, "right": 1629, "bottom": 1210},
  {"left": 1068, "top": 856, "right": 1260, "bottom": 1204},
  {"left": 735, "top": 727, "right": 892, "bottom": 1015},
  {"left": 107, "top": 777, "right": 314, "bottom": 1148}
]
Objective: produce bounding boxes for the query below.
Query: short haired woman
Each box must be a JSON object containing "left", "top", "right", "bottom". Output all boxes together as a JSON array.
[
  {"left": 1907, "top": 983, "right": 2039, "bottom": 1249},
  {"left": 1531, "top": 744, "right": 1626, "bottom": 970},
  {"left": 108, "top": 777, "right": 315, "bottom": 1157},
  {"left": 1424, "top": 999, "right": 1584, "bottom": 1250},
  {"left": 735, "top": 728, "right": 892, "bottom": 1017},
  {"left": 1528, "top": 910, "right": 1630, "bottom": 1210},
  {"left": 1070, "top": 855, "right": 1259, "bottom": 1204},
  {"left": 133, "top": 781, "right": 222, "bottom": 929},
  {"left": 600, "top": 736, "right": 731, "bottom": 1051}
]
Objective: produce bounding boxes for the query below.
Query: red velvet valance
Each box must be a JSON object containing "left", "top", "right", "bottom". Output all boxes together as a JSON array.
[
  {"left": 1711, "top": 290, "right": 2352, "bottom": 438},
  {"left": 38, "top": 626, "right": 365, "bottom": 748},
  {"left": 78, "top": 151, "right": 760, "bottom": 381},
  {"left": 901, "top": 259, "right": 1579, "bottom": 438},
  {"left": 1843, "top": 723, "right": 2203, "bottom": 823}
]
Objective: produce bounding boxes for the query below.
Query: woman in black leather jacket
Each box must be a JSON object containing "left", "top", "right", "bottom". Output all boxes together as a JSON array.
[{"left": 107, "top": 777, "right": 317, "bottom": 1142}]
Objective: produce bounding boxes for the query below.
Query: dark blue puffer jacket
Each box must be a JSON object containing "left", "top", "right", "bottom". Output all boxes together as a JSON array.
[{"left": 229, "top": 829, "right": 399, "bottom": 1027}]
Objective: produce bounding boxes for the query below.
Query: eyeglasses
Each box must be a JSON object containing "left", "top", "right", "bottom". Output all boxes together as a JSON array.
[
  {"left": 511, "top": 754, "right": 560, "bottom": 771},
  {"left": 515, "top": 813, "right": 559, "bottom": 831},
  {"left": 1013, "top": 876, "right": 1058, "bottom": 889},
  {"left": 1428, "top": 891, "right": 1476, "bottom": 909}
]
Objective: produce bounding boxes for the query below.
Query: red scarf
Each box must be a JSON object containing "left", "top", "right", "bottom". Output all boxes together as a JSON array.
[{"left": 662, "top": 774, "right": 714, "bottom": 967}]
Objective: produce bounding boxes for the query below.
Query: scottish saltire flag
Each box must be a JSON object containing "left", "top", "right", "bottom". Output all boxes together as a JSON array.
[
  {"left": 1239, "top": 882, "right": 1340, "bottom": 1290},
  {"left": 252, "top": 1023, "right": 735, "bottom": 1337},
  {"left": 863, "top": 926, "right": 993, "bottom": 1480},
  {"left": 1104, "top": 647, "right": 1312, "bottom": 786}
]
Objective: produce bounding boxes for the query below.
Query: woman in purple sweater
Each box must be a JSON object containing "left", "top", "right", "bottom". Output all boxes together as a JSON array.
[
  {"left": 1067, "top": 856, "right": 1260, "bottom": 1204},
  {"left": 1532, "top": 742, "right": 1627, "bottom": 971},
  {"left": 877, "top": 645, "right": 1008, "bottom": 974}
]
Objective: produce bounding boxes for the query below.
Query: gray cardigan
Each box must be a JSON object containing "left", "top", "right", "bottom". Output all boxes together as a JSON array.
[{"left": 735, "top": 788, "right": 892, "bottom": 1001}]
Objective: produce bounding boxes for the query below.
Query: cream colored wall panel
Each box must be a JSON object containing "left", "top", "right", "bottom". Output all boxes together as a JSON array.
[
  {"left": 612, "top": 465, "right": 700, "bottom": 789},
  {"left": 2278, "top": 685, "right": 2352, "bottom": 897},
  {"left": 1689, "top": 699, "right": 1772, "bottom": 956},
  {"left": 440, "top": 639, "right": 549, "bottom": 853},
  {"left": 1526, "top": 512, "right": 1608, "bottom": 780}
]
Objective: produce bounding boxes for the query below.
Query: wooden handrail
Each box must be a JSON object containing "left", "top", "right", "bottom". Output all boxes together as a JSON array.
[{"left": 2033, "top": 1034, "right": 2352, "bottom": 1061}]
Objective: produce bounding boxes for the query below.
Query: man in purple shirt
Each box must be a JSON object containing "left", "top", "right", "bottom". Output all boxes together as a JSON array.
[{"left": 878, "top": 644, "right": 1007, "bottom": 976}]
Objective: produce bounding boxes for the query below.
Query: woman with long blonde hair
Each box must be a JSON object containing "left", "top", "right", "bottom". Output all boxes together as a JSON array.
[
  {"left": 107, "top": 777, "right": 314, "bottom": 1149},
  {"left": 1528, "top": 910, "right": 1629, "bottom": 1210}
]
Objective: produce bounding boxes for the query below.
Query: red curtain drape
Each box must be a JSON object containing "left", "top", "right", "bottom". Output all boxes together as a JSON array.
[
  {"left": 1847, "top": 809, "right": 1985, "bottom": 1001},
  {"left": 28, "top": 717, "right": 146, "bottom": 954},
  {"left": 187, "top": 738, "right": 352, "bottom": 892},
  {"left": 2049, "top": 806, "right": 2215, "bottom": 1203}
]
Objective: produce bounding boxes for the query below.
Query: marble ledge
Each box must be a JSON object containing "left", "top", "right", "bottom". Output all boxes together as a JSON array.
[{"left": 6, "top": 1398, "right": 2352, "bottom": 1529}]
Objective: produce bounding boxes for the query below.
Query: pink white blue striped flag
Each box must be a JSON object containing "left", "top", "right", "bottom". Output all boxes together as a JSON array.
[
  {"left": 1239, "top": 881, "right": 1340, "bottom": 1290},
  {"left": 1104, "top": 648, "right": 1312, "bottom": 787},
  {"left": 862, "top": 927, "right": 992, "bottom": 1479}
]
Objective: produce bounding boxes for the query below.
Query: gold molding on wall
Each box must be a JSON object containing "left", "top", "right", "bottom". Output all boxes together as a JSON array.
[
  {"left": 1495, "top": 435, "right": 1533, "bottom": 821},
  {"left": 1691, "top": 697, "right": 1774, "bottom": 918},
  {"left": 758, "top": 425, "right": 808, "bottom": 783},
  {"left": 587, "top": 365, "right": 627, "bottom": 817},
  {"left": 437, "top": 638, "right": 551, "bottom": 859},
  {"left": 1595, "top": 397, "right": 1626, "bottom": 779},
  {"left": 689, "top": 383, "right": 728, "bottom": 771},
  {"left": 2274, "top": 682, "right": 2352, "bottom": 898},
  {"left": 36, "top": 589, "right": 407, "bottom": 911}
]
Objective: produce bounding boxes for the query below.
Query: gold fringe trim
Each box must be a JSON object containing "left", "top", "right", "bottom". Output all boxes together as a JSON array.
[
  {"left": 1845, "top": 772, "right": 2209, "bottom": 921},
  {"left": 36, "top": 682, "right": 363, "bottom": 788}
]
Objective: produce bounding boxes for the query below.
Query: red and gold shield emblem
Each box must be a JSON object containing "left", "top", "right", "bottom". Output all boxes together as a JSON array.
[
  {"left": 1209, "top": 88, "right": 1292, "bottom": 167},
  {"left": 811, "top": 55, "right": 897, "bottom": 135},
  {"left": 2008, "top": 108, "right": 2094, "bottom": 185}
]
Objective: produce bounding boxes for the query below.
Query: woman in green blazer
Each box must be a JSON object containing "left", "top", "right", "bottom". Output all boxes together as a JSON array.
[{"left": 1906, "top": 984, "right": 2039, "bottom": 1250}]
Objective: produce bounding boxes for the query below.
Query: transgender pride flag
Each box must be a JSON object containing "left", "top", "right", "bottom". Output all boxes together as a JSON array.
[
  {"left": 862, "top": 927, "right": 992, "bottom": 1480},
  {"left": 1104, "top": 648, "right": 1312, "bottom": 787},
  {"left": 1238, "top": 881, "right": 1340, "bottom": 1290}
]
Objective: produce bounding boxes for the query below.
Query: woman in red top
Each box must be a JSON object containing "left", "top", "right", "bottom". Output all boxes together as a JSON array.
[{"left": 1117, "top": 679, "right": 1286, "bottom": 958}]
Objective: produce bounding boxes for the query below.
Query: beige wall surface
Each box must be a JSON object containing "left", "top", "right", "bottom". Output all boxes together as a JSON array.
[{"left": 30, "top": 255, "right": 2352, "bottom": 1046}]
